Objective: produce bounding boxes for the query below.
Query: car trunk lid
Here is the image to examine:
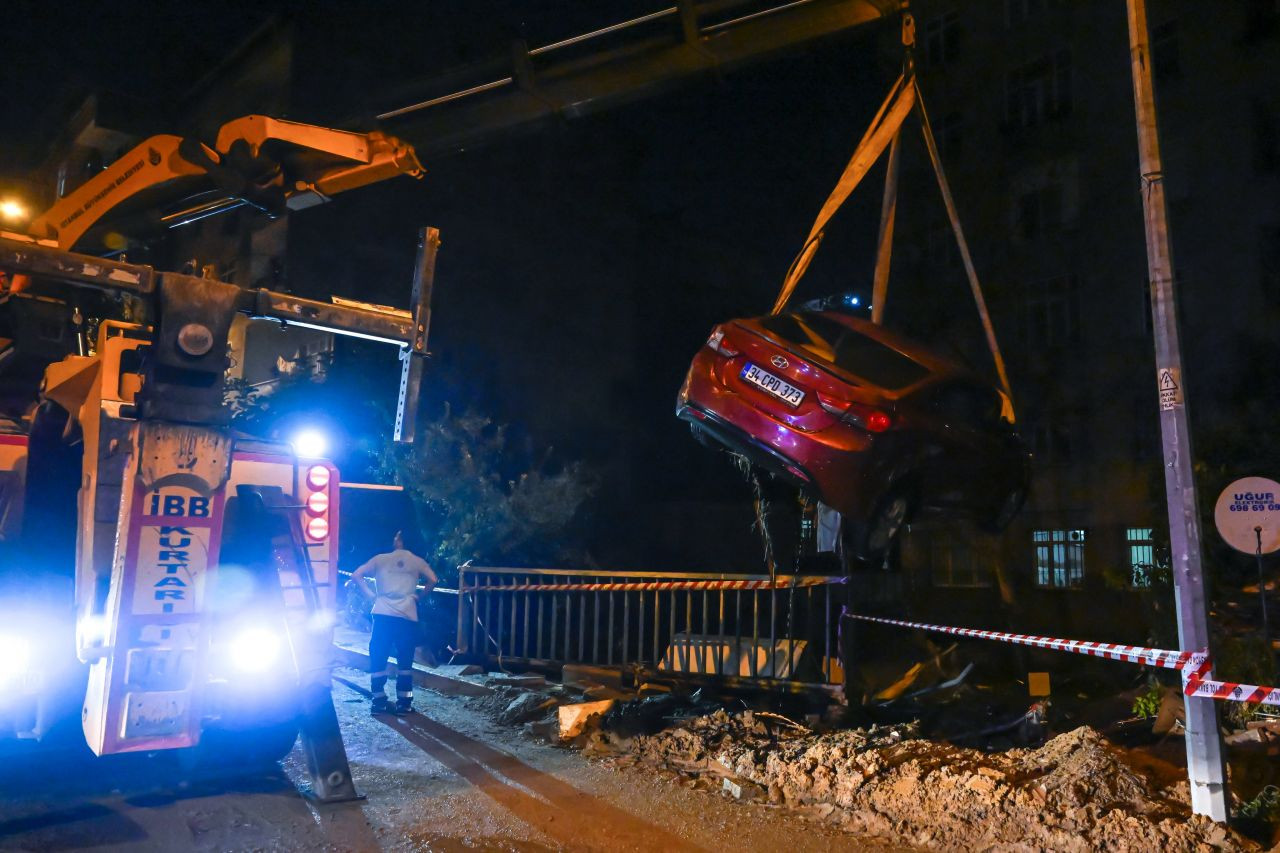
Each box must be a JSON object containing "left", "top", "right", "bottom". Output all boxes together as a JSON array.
[{"left": 720, "top": 322, "right": 854, "bottom": 432}]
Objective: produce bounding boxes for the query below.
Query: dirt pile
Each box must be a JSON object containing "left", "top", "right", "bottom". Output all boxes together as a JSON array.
[{"left": 607, "top": 710, "right": 1252, "bottom": 851}]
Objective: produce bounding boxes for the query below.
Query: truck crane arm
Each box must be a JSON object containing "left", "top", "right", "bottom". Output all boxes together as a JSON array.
[{"left": 26, "top": 116, "right": 423, "bottom": 252}]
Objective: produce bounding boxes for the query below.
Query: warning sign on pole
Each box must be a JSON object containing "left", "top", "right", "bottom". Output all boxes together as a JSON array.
[{"left": 1157, "top": 367, "right": 1182, "bottom": 410}]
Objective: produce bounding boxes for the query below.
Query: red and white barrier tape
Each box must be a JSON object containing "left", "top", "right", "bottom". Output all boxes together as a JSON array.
[
  {"left": 848, "top": 614, "right": 1280, "bottom": 706},
  {"left": 1181, "top": 652, "right": 1280, "bottom": 705},
  {"left": 848, "top": 614, "right": 1192, "bottom": 669},
  {"left": 461, "top": 576, "right": 843, "bottom": 593}
]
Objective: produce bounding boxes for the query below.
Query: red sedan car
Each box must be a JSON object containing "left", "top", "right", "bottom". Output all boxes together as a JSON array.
[{"left": 677, "top": 311, "right": 1029, "bottom": 561}]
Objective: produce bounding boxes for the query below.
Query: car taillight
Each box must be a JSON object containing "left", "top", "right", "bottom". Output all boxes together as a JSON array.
[
  {"left": 706, "top": 327, "right": 740, "bottom": 357},
  {"left": 817, "top": 394, "right": 892, "bottom": 433},
  {"left": 864, "top": 410, "right": 892, "bottom": 432}
]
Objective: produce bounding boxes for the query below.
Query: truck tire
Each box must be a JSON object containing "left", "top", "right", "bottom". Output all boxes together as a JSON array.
[{"left": 187, "top": 720, "right": 299, "bottom": 773}]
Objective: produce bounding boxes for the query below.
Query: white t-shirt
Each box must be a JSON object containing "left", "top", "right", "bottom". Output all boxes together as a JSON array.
[{"left": 361, "top": 549, "right": 433, "bottom": 621}]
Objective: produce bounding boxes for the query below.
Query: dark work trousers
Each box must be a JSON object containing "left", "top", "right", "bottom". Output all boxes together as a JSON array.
[{"left": 369, "top": 614, "right": 418, "bottom": 699}]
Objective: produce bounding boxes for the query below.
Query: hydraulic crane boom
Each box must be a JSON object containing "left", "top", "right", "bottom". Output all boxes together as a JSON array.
[{"left": 26, "top": 116, "right": 423, "bottom": 251}]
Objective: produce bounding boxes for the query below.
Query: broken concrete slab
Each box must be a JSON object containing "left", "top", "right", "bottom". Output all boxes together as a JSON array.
[
  {"left": 434, "top": 664, "right": 484, "bottom": 677},
  {"left": 558, "top": 699, "right": 616, "bottom": 740},
  {"left": 524, "top": 717, "right": 559, "bottom": 740},
  {"left": 583, "top": 685, "right": 631, "bottom": 702},
  {"left": 500, "top": 692, "right": 558, "bottom": 725},
  {"left": 721, "top": 776, "right": 764, "bottom": 802},
  {"left": 488, "top": 674, "right": 548, "bottom": 688},
  {"left": 562, "top": 663, "right": 623, "bottom": 690}
]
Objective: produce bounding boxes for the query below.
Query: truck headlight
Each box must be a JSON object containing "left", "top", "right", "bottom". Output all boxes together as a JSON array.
[{"left": 230, "top": 627, "right": 283, "bottom": 674}]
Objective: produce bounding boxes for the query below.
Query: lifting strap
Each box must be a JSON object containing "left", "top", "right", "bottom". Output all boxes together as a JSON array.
[
  {"left": 770, "top": 73, "right": 1015, "bottom": 406},
  {"left": 771, "top": 73, "right": 915, "bottom": 316}
]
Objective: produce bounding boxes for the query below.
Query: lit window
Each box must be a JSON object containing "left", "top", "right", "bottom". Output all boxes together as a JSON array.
[
  {"left": 1033, "top": 528, "right": 1085, "bottom": 588},
  {"left": 1127, "top": 527, "right": 1155, "bottom": 587}
]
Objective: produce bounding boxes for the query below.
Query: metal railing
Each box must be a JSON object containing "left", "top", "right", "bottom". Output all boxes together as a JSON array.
[{"left": 456, "top": 566, "right": 844, "bottom": 687}]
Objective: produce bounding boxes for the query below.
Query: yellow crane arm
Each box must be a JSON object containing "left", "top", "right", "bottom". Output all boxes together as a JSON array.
[{"left": 27, "top": 116, "right": 424, "bottom": 250}]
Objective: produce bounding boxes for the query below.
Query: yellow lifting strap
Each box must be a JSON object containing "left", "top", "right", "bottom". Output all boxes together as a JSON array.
[
  {"left": 771, "top": 72, "right": 914, "bottom": 316},
  {"left": 771, "top": 73, "right": 1014, "bottom": 407}
]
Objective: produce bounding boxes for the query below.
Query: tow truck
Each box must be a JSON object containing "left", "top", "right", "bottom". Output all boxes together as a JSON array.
[{"left": 0, "top": 116, "right": 434, "bottom": 801}]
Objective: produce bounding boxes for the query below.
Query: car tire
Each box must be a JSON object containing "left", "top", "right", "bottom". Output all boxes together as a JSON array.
[
  {"left": 981, "top": 485, "right": 1027, "bottom": 533},
  {"left": 845, "top": 483, "right": 914, "bottom": 566}
]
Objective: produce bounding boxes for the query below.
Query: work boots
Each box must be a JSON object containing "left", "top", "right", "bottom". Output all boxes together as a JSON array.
[
  {"left": 371, "top": 695, "right": 390, "bottom": 715},
  {"left": 395, "top": 696, "right": 413, "bottom": 715}
]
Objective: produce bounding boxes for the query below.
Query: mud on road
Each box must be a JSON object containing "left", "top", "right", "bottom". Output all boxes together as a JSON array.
[{"left": 0, "top": 668, "right": 903, "bottom": 852}]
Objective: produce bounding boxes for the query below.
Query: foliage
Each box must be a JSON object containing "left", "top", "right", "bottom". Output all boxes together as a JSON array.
[
  {"left": 1212, "top": 633, "right": 1279, "bottom": 727},
  {"left": 1131, "top": 678, "right": 1163, "bottom": 720},
  {"left": 224, "top": 350, "right": 331, "bottom": 433},
  {"left": 377, "top": 403, "right": 600, "bottom": 584}
]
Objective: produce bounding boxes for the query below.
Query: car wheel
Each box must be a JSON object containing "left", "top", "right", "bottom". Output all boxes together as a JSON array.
[
  {"left": 982, "top": 485, "right": 1027, "bottom": 533},
  {"left": 846, "top": 484, "right": 914, "bottom": 565}
]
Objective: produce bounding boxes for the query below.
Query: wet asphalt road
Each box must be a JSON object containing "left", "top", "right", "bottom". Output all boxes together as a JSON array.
[{"left": 0, "top": 667, "right": 904, "bottom": 852}]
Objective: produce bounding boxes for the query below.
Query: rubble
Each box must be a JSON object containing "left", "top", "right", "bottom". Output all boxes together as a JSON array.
[
  {"left": 433, "top": 664, "right": 484, "bottom": 677},
  {"left": 458, "top": 666, "right": 1265, "bottom": 849},
  {"left": 558, "top": 699, "right": 616, "bottom": 740},
  {"left": 605, "top": 709, "right": 1256, "bottom": 851},
  {"left": 498, "top": 691, "right": 558, "bottom": 725},
  {"left": 488, "top": 674, "right": 548, "bottom": 688}
]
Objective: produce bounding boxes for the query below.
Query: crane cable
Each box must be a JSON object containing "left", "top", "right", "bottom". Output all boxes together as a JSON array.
[{"left": 770, "top": 12, "right": 1014, "bottom": 407}]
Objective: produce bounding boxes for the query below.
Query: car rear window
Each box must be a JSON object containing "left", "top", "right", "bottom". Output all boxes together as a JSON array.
[{"left": 757, "top": 313, "right": 931, "bottom": 390}]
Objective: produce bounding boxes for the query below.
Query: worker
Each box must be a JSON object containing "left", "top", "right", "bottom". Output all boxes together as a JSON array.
[{"left": 351, "top": 531, "right": 438, "bottom": 714}]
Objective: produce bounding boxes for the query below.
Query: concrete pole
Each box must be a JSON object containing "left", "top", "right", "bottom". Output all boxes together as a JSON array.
[{"left": 1125, "top": 0, "right": 1229, "bottom": 821}]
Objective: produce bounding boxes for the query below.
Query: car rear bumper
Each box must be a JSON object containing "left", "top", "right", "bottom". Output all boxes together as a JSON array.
[{"left": 677, "top": 359, "right": 878, "bottom": 517}]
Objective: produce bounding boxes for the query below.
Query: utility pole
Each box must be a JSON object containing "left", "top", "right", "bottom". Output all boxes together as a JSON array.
[{"left": 1125, "top": 0, "right": 1228, "bottom": 821}]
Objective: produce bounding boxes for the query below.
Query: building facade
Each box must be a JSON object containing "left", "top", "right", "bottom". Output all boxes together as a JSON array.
[{"left": 888, "top": 0, "right": 1280, "bottom": 640}]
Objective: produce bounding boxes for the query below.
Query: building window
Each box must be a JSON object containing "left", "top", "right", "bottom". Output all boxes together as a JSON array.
[
  {"left": 1016, "top": 183, "right": 1064, "bottom": 240},
  {"left": 923, "top": 11, "right": 961, "bottom": 68},
  {"left": 1024, "top": 275, "right": 1080, "bottom": 347},
  {"left": 1006, "top": 49, "right": 1072, "bottom": 129},
  {"left": 1005, "top": 0, "right": 1047, "bottom": 27},
  {"left": 929, "top": 534, "right": 995, "bottom": 588},
  {"left": 1030, "top": 421, "right": 1074, "bottom": 465},
  {"left": 1034, "top": 528, "right": 1085, "bottom": 588},
  {"left": 1151, "top": 20, "right": 1181, "bottom": 83},
  {"left": 936, "top": 111, "right": 964, "bottom": 162},
  {"left": 1127, "top": 527, "right": 1155, "bottom": 587},
  {"left": 1253, "top": 102, "right": 1279, "bottom": 174}
]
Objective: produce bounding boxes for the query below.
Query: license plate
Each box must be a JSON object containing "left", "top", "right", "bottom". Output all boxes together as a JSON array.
[
  {"left": 122, "top": 691, "right": 189, "bottom": 738},
  {"left": 741, "top": 363, "right": 804, "bottom": 407}
]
